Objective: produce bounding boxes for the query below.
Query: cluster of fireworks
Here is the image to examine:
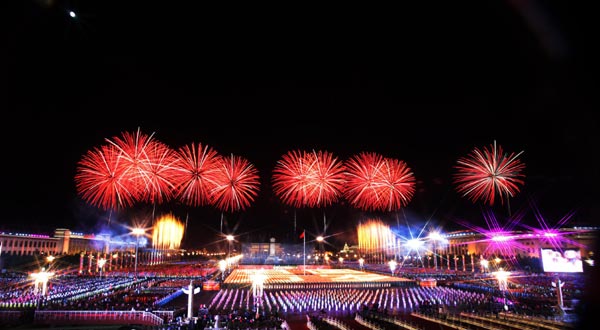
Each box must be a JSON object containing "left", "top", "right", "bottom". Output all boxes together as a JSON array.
[
  {"left": 75, "top": 128, "right": 526, "bottom": 243},
  {"left": 75, "top": 128, "right": 260, "bottom": 213},
  {"left": 271, "top": 150, "right": 416, "bottom": 212},
  {"left": 73, "top": 128, "right": 593, "bottom": 270}
]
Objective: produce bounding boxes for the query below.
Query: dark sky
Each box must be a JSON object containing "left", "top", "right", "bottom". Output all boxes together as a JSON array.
[{"left": 3, "top": 1, "right": 598, "bottom": 249}]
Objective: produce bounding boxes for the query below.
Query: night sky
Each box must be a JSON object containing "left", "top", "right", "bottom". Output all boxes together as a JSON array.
[{"left": 3, "top": 1, "right": 598, "bottom": 250}]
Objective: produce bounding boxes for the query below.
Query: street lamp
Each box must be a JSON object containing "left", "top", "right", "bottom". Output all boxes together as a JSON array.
[
  {"left": 316, "top": 236, "right": 324, "bottom": 264},
  {"left": 30, "top": 267, "right": 54, "bottom": 309},
  {"left": 388, "top": 259, "right": 397, "bottom": 276},
  {"left": 98, "top": 258, "right": 107, "bottom": 278},
  {"left": 226, "top": 234, "right": 234, "bottom": 264},
  {"left": 132, "top": 228, "right": 145, "bottom": 280},
  {"left": 480, "top": 258, "right": 489, "bottom": 273},
  {"left": 250, "top": 270, "right": 267, "bottom": 319},
  {"left": 494, "top": 267, "right": 510, "bottom": 311},
  {"left": 428, "top": 231, "right": 444, "bottom": 271},
  {"left": 31, "top": 268, "right": 54, "bottom": 296},
  {"left": 494, "top": 257, "right": 502, "bottom": 271},
  {"left": 219, "top": 259, "right": 227, "bottom": 281}
]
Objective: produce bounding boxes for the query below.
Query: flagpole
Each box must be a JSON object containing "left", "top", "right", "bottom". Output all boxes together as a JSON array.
[{"left": 303, "top": 230, "right": 306, "bottom": 276}]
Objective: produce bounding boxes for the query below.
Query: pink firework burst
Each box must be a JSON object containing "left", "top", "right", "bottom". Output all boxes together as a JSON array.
[
  {"left": 211, "top": 154, "right": 260, "bottom": 212},
  {"left": 171, "top": 142, "right": 223, "bottom": 207},
  {"left": 343, "top": 152, "right": 416, "bottom": 211},
  {"left": 453, "top": 140, "right": 525, "bottom": 206},
  {"left": 272, "top": 150, "right": 315, "bottom": 208},
  {"left": 304, "top": 150, "right": 346, "bottom": 208},
  {"left": 75, "top": 144, "right": 141, "bottom": 211}
]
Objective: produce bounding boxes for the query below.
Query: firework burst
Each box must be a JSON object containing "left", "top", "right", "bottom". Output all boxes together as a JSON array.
[
  {"left": 104, "top": 128, "right": 166, "bottom": 201},
  {"left": 453, "top": 140, "right": 525, "bottom": 206},
  {"left": 305, "top": 150, "right": 346, "bottom": 208},
  {"left": 75, "top": 144, "right": 141, "bottom": 211},
  {"left": 139, "top": 140, "right": 180, "bottom": 204},
  {"left": 378, "top": 157, "right": 416, "bottom": 211},
  {"left": 343, "top": 152, "right": 415, "bottom": 211},
  {"left": 272, "top": 150, "right": 315, "bottom": 208},
  {"left": 343, "top": 152, "right": 387, "bottom": 211},
  {"left": 272, "top": 149, "right": 346, "bottom": 208},
  {"left": 172, "top": 142, "right": 223, "bottom": 207},
  {"left": 211, "top": 154, "right": 261, "bottom": 212}
]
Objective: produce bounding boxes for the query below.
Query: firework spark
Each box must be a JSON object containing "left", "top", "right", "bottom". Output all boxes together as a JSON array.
[{"left": 453, "top": 140, "right": 525, "bottom": 206}]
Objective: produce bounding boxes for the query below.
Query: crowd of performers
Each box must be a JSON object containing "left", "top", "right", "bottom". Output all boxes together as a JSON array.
[{"left": 0, "top": 262, "right": 585, "bottom": 328}]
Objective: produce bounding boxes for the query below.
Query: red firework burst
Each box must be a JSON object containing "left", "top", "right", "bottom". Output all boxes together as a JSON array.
[
  {"left": 211, "top": 154, "right": 260, "bottom": 212},
  {"left": 343, "top": 152, "right": 415, "bottom": 211},
  {"left": 139, "top": 140, "right": 180, "bottom": 204},
  {"left": 74, "top": 144, "right": 141, "bottom": 210},
  {"left": 453, "top": 140, "right": 526, "bottom": 206},
  {"left": 343, "top": 152, "right": 387, "bottom": 211},
  {"left": 105, "top": 128, "right": 161, "bottom": 202},
  {"left": 306, "top": 150, "right": 346, "bottom": 207},
  {"left": 272, "top": 150, "right": 317, "bottom": 208},
  {"left": 377, "top": 157, "right": 416, "bottom": 211},
  {"left": 171, "top": 142, "right": 223, "bottom": 207}
]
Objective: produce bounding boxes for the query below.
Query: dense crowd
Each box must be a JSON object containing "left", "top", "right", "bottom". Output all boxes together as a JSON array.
[{"left": 0, "top": 262, "right": 586, "bottom": 329}]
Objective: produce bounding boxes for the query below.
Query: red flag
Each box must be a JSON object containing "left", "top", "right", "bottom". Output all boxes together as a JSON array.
[{"left": 299, "top": 230, "right": 305, "bottom": 239}]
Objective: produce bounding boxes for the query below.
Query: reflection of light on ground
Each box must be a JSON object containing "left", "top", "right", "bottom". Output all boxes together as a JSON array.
[{"left": 224, "top": 267, "right": 412, "bottom": 285}]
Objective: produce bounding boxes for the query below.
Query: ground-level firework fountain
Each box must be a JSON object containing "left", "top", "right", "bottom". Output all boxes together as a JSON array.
[
  {"left": 147, "top": 214, "right": 184, "bottom": 265},
  {"left": 357, "top": 219, "right": 401, "bottom": 264}
]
